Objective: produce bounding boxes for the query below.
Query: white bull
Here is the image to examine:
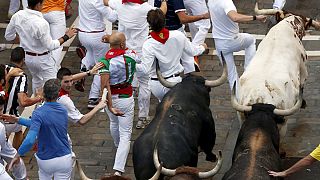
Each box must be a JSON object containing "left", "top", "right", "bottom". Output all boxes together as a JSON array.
[
  {"left": 239, "top": 15, "right": 308, "bottom": 138},
  {"left": 239, "top": 15, "right": 308, "bottom": 111},
  {"left": 233, "top": 4, "right": 320, "bottom": 138}
]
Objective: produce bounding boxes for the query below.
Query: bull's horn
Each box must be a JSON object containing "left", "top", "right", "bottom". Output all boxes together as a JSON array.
[
  {"left": 231, "top": 82, "right": 252, "bottom": 112},
  {"left": 76, "top": 160, "right": 93, "bottom": 180},
  {"left": 149, "top": 163, "right": 163, "bottom": 180},
  {"left": 254, "top": 2, "right": 283, "bottom": 16},
  {"left": 273, "top": 90, "right": 302, "bottom": 116},
  {"left": 153, "top": 148, "right": 176, "bottom": 176},
  {"left": 198, "top": 151, "right": 223, "bottom": 178},
  {"left": 156, "top": 59, "right": 178, "bottom": 88},
  {"left": 205, "top": 52, "right": 228, "bottom": 87}
]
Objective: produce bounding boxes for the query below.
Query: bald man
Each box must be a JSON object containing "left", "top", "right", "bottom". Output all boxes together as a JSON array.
[{"left": 99, "top": 32, "right": 138, "bottom": 176}]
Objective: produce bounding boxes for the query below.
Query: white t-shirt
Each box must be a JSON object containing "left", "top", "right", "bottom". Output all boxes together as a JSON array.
[
  {"left": 208, "top": 0, "right": 239, "bottom": 39},
  {"left": 57, "top": 95, "right": 84, "bottom": 123},
  {"left": 108, "top": 0, "right": 155, "bottom": 54},
  {"left": 139, "top": 30, "right": 205, "bottom": 78},
  {"left": 78, "top": 0, "right": 118, "bottom": 32}
]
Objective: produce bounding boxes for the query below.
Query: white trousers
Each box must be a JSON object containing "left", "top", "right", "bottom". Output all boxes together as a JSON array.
[
  {"left": 150, "top": 76, "right": 182, "bottom": 102},
  {"left": 79, "top": 31, "right": 109, "bottom": 99},
  {"left": 8, "top": 0, "right": 27, "bottom": 16},
  {"left": 133, "top": 50, "right": 151, "bottom": 118},
  {"left": 106, "top": 96, "right": 134, "bottom": 173},
  {"left": 214, "top": 33, "right": 256, "bottom": 91},
  {"left": 43, "top": 11, "right": 66, "bottom": 71},
  {"left": 184, "top": 0, "right": 211, "bottom": 45},
  {"left": 0, "top": 141, "right": 27, "bottom": 180},
  {"left": 25, "top": 54, "right": 57, "bottom": 94},
  {"left": 0, "top": 165, "right": 13, "bottom": 180},
  {"left": 273, "top": 0, "right": 286, "bottom": 9},
  {"left": 135, "top": 72, "right": 151, "bottom": 118},
  {"left": 35, "top": 153, "right": 73, "bottom": 180}
]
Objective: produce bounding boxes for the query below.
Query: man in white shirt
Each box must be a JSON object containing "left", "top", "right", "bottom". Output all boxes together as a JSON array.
[
  {"left": 208, "top": 0, "right": 266, "bottom": 92},
  {"left": 78, "top": 0, "right": 117, "bottom": 109},
  {"left": 139, "top": 9, "right": 207, "bottom": 101},
  {"left": 5, "top": 0, "right": 77, "bottom": 94},
  {"left": 184, "top": 0, "right": 211, "bottom": 45},
  {"left": 103, "top": 0, "right": 166, "bottom": 129},
  {"left": 56, "top": 66, "right": 107, "bottom": 125}
]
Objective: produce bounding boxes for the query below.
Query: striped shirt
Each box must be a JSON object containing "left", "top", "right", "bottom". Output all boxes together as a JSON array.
[{"left": 3, "top": 64, "right": 28, "bottom": 116}]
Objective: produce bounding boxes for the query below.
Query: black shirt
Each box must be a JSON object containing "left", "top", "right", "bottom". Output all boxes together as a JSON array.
[{"left": 154, "top": 0, "right": 186, "bottom": 30}]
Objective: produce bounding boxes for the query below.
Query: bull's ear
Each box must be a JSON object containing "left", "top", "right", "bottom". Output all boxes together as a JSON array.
[{"left": 305, "top": 18, "right": 313, "bottom": 30}]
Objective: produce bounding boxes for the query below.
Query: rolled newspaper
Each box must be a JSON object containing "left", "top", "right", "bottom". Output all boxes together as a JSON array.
[{"left": 100, "top": 88, "right": 108, "bottom": 112}]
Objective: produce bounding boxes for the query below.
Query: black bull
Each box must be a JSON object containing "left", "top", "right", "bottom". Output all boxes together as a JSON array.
[
  {"left": 223, "top": 104, "right": 283, "bottom": 180},
  {"left": 133, "top": 75, "right": 217, "bottom": 180}
]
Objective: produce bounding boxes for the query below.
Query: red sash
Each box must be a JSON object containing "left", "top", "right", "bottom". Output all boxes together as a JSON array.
[{"left": 122, "top": 0, "right": 143, "bottom": 4}]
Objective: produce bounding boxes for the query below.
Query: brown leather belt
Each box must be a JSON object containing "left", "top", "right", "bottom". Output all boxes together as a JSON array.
[
  {"left": 77, "top": 28, "right": 105, "bottom": 33},
  {"left": 26, "top": 51, "right": 49, "bottom": 56}
]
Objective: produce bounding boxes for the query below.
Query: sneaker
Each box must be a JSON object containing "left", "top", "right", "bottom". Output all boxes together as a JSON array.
[
  {"left": 141, "top": 117, "right": 151, "bottom": 125},
  {"left": 76, "top": 45, "right": 87, "bottom": 60},
  {"left": 135, "top": 119, "right": 145, "bottom": 129},
  {"left": 114, "top": 171, "right": 122, "bottom": 176},
  {"left": 74, "top": 78, "right": 85, "bottom": 92},
  {"left": 88, "top": 98, "right": 99, "bottom": 109}
]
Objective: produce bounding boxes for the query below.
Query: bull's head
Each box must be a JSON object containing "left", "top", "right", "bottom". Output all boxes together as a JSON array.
[
  {"left": 254, "top": 2, "right": 320, "bottom": 38},
  {"left": 230, "top": 83, "right": 303, "bottom": 116},
  {"left": 150, "top": 148, "right": 223, "bottom": 179},
  {"left": 156, "top": 52, "right": 228, "bottom": 88}
]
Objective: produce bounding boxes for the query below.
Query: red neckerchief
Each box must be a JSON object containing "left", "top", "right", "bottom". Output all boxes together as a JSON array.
[
  {"left": 150, "top": 28, "right": 169, "bottom": 44},
  {"left": 58, "top": 88, "right": 69, "bottom": 97},
  {"left": 105, "top": 48, "right": 127, "bottom": 59},
  {"left": 122, "top": 0, "right": 143, "bottom": 4}
]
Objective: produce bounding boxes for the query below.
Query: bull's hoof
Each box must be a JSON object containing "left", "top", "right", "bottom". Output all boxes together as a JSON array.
[{"left": 206, "top": 153, "right": 217, "bottom": 162}]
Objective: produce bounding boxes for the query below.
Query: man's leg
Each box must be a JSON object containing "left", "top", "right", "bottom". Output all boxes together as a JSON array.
[
  {"left": 136, "top": 73, "right": 151, "bottom": 127},
  {"left": 237, "top": 33, "right": 256, "bottom": 70},
  {"left": 107, "top": 109, "right": 120, "bottom": 147},
  {"left": 43, "top": 11, "right": 66, "bottom": 71},
  {"left": 149, "top": 76, "right": 182, "bottom": 102},
  {"left": 86, "top": 32, "right": 109, "bottom": 108},
  {"left": 25, "top": 55, "right": 57, "bottom": 93},
  {"left": 273, "top": 0, "right": 286, "bottom": 9},
  {"left": 184, "top": 0, "right": 211, "bottom": 45},
  {"left": 113, "top": 97, "right": 134, "bottom": 173},
  {"left": 1, "top": 141, "right": 27, "bottom": 180},
  {"left": 0, "top": 163, "right": 13, "bottom": 180},
  {"left": 8, "top": 0, "right": 20, "bottom": 18}
]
